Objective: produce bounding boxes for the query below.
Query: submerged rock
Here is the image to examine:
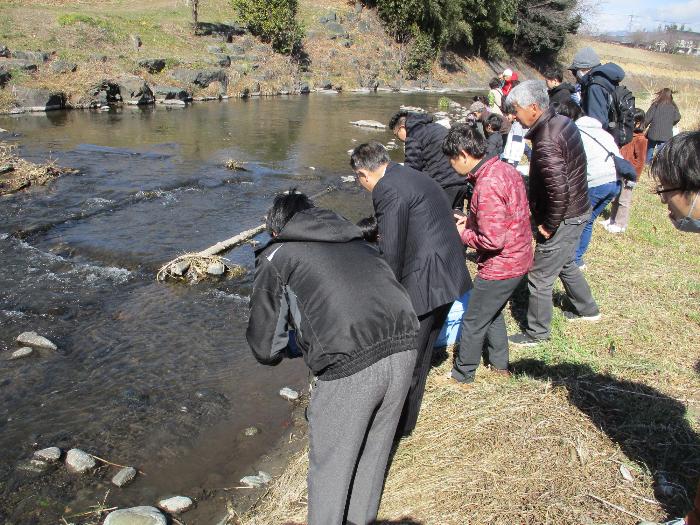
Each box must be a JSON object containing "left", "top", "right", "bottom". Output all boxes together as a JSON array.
[
  {"left": 11, "top": 88, "right": 65, "bottom": 112},
  {"left": 34, "top": 447, "right": 61, "bottom": 462},
  {"left": 206, "top": 261, "right": 226, "bottom": 276},
  {"left": 10, "top": 347, "right": 33, "bottom": 359},
  {"left": 240, "top": 471, "right": 272, "bottom": 488},
  {"left": 16, "top": 459, "right": 50, "bottom": 474},
  {"left": 243, "top": 426, "right": 259, "bottom": 437},
  {"left": 115, "top": 75, "right": 155, "bottom": 105},
  {"left": 16, "top": 331, "right": 57, "bottom": 350},
  {"left": 158, "top": 496, "right": 193, "bottom": 514},
  {"left": 104, "top": 506, "right": 166, "bottom": 525},
  {"left": 65, "top": 448, "right": 96, "bottom": 474},
  {"left": 279, "top": 387, "right": 299, "bottom": 401},
  {"left": 112, "top": 466, "right": 137, "bottom": 487}
]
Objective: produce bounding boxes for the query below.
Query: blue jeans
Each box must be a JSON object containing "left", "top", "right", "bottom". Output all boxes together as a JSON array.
[
  {"left": 646, "top": 139, "right": 665, "bottom": 164},
  {"left": 576, "top": 181, "right": 621, "bottom": 266}
]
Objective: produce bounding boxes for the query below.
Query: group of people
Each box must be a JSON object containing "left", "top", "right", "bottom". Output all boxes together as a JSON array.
[{"left": 244, "top": 47, "right": 699, "bottom": 525}]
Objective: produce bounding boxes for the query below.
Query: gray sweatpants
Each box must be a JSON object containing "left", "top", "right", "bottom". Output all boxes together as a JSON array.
[
  {"left": 526, "top": 214, "right": 599, "bottom": 340},
  {"left": 307, "top": 349, "right": 417, "bottom": 525}
]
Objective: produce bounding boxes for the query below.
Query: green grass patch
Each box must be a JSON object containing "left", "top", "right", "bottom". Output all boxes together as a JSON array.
[{"left": 57, "top": 13, "right": 115, "bottom": 32}]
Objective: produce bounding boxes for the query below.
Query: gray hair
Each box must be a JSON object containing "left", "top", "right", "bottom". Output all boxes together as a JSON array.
[{"left": 506, "top": 80, "right": 550, "bottom": 111}]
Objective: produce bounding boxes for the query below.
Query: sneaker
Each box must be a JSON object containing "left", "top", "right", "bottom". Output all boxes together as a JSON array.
[
  {"left": 508, "top": 333, "right": 546, "bottom": 346},
  {"left": 604, "top": 223, "right": 626, "bottom": 233},
  {"left": 489, "top": 367, "right": 512, "bottom": 378},
  {"left": 436, "top": 372, "right": 474, "bottom": 392},
  {"left": 563, "top": 311, "right": 601, "bottom": 322},
  {"left": 577, "top": 263, "right": 587, "bottom": 271},
  {"left": 598, "top": 218, "right": 610, "bottom": 227}
]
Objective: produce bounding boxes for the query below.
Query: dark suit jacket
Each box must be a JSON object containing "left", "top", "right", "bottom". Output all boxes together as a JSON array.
[{"left": 372, "top": 162, "right": 472, "bottom": 317}]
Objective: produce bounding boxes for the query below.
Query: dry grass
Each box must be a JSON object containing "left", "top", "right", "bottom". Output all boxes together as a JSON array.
[
  {"left": 0, "top": 141, "right": 77, "bottom": 195},
  {"left": 240, "top": 180, "right": 700, "bottom": 525}
]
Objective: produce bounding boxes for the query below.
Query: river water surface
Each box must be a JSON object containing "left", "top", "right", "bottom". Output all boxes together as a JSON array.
[{"left": 0, "top": 92, "right": 475, "bottom": 522}]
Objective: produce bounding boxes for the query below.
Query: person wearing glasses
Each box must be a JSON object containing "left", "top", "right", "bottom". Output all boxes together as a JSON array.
[
  {"left": 639, "top": 130, "right": 700, "bottom": 525},
  {"left": 649, "top": 131, "right": 700, "bottom": 233}
]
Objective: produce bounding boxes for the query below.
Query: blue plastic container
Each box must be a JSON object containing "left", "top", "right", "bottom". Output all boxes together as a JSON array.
[{"left": 434, "top": 290, "right": 471, "bottom": 348}]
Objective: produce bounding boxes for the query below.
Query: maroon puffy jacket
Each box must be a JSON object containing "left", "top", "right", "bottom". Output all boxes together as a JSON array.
[
  {"left": 461, "top": 157, "right": 533, "bottom": 280},
  {"left": 525, "top": 108, "right": 591, "bottom": 233}
]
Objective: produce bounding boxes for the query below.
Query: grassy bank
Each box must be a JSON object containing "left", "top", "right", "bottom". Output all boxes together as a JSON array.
[{"left": 239, "top": 179, "right": 700, "bottom": 525}]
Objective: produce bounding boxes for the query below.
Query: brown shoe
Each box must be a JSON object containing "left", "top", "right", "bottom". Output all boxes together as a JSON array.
[
  {"left": 490, "top": 367, "right": 512, "bottom": 378},
  {"left": 435, "top": 372, "right": 474, "bottom": 391}
]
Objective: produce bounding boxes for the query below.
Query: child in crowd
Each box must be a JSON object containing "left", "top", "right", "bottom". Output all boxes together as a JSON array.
[
  {"left": 501, "top": 111, "right": 527, "bottom": 168},
  {"left": 603, "top": 109, "right": 648, "bottom": 233},
  {"left": 484, "top": 114, "right": 504, "bottom": 159},
  {"left": 487, "top": 77, "right": 504, "bottom": 115}
]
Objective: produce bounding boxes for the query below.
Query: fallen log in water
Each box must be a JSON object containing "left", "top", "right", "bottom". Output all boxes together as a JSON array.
[{"left": 157, "top": 185, "right": 340, "bottom": 283}]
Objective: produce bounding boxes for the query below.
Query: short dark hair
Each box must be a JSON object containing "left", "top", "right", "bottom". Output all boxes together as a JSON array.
[
  {"left": 543, "top": 66, "right": 563, "bottom": 82},
  {"left": 356, "top": 215, "right": 378, "bottom": 243},
  {"left": 350, "top": 141, "right": 391, "bottom": 171},
  {"left": 651, "top": 131, "right": 700, "bottom": 193},
  {"left": 633, "top": 108, "right": 646, "bottom": 124},
  {"left": 553, "top": 99, "right": 583, "bottom": 121},
  {"left": 266, "top": 189, "right": 314, "bottom": 235},
  {"left": 442, "top": 123, "right": 487, "bottom": 159},
  {"left": 485, "top": 114, "right": 502, "bottom": 132},
  {"left": 388, "top": 110, "right": 409, "bottom": 131},
  {"left": 472, "top": 95, "right": 488, "bottom": 104},
  {"left": 488, "top": 77, "right": 501, "bottom": 89}
]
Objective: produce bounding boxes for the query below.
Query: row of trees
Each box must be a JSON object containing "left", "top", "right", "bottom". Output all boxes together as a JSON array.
[{"left": 222, "top": 0, "right": 580, "bottom": 77}]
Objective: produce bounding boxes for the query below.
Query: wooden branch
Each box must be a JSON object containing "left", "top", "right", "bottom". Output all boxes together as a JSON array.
[
  {"left": 587, "top": 494, "right": 647, "bottom": 521},
  {"left": 88, "top": 453, "right": 146, "bottom": 476}
]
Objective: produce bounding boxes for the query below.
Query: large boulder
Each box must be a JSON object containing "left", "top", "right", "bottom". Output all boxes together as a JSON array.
[
  {"left": 325, "top": 23, "right": 349, "bottom": 39},
  {"left": 0, "top": 67, "right": 10, "bottom": 87},
  {"left": 1, "top": 59, "right": 38, "bottom": 72},
  {"left": 153, "top": 85, "right": 192, "bottom": 101},
  {"left": 11, "top": 50, "right": 50, "bottom": 63},
  {"left": 115, "top": 75, "right": 154, "bottom": 105},
  {"left": 137, "top": 58, "right": 166, "bottom": 74},
  {"left": 12, "top": 88, "right": 65, "bottom": 111},
  {"left": 170, "top": 68, "right": 228, "bottom": 89},
  {"left": 50, "top": 59, "right": 77, "bottom": 74}
]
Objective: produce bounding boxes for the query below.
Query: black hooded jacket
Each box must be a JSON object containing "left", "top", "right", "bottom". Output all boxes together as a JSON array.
[
  {"left": 580, "top": 63, "right": 625, "bottom": 131},
  {"left": 548, "top": 82, "right": 576, "bottom": 105},
  {"left": 404, "top": 113, "right": 466, "bottom": 189},
  {"left": 246, "top": 207, "right": 419, "bottom": 381}
]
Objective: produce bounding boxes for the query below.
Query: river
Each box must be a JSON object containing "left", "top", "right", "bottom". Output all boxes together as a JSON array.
[{"left": 0, "top": 91, "right": 475, "bottom": 523}]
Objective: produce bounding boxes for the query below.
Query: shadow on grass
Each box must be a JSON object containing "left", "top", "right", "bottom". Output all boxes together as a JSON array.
[{"left": 512, "top": 358, "right": 700, "bottom": 519}]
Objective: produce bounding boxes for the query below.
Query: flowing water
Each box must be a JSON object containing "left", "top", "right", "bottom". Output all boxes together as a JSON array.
[{"left": 0, "top": 92, "right": 476, "bottom": 522}]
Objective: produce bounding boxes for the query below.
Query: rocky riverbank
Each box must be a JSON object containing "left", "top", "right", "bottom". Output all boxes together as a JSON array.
[{"left": 0, "top": 0, "right": 546, "bottom": 115}]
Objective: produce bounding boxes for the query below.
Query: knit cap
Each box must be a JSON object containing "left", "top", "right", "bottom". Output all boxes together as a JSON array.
[{"left": 569, "top": 47, "right": 601, "bottom": 70}]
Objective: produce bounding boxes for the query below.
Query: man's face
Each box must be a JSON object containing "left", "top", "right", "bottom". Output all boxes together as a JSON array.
[
  {"left": 512, "top": 103, "right": 542, "bottom": 128},
  {"left": 449, "top": 150, "right": 476, "bottom": 176},
  {"left": 545, "top": 78, "right": 559, "bottom": 89},
  {"left": 355, "top": 168, "right": 373, "bottom": 192},
  {"left": 393, "top": 125, "right": 407, "bottom": 143}
]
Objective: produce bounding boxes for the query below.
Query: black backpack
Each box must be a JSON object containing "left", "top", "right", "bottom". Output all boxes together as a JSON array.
[{"left": 590, "top": 78, "right": 636, "bottom": 147}]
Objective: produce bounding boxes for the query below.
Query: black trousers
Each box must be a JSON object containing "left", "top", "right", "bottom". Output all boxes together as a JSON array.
[{"left": 396, "top": 303, "right": 452, "bottom": 438}]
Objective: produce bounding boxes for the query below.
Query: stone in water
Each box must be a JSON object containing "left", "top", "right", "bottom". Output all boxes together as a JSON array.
[
  {"left": 16, "top": 331, "right": 57, "bottom": 350},
  {"left": 206, "top": 261, "right": 225, "bottom": 276},
  {"left": 171, "top": 260, "right": 190, "bottom": 276},
  {"left": 16, "top": 459, "right": 49, "bottom": 474},
  {"left": 350, "top": 120, "right": 386, "bottom": 129},
  {"left": 279, "top": 387, "right": 299, "bottom": 401},
  {"left": 112, "top": 466, "right": 137, "bottom": 487},
  {"left": 158, "top": 495, "right": 193, "bottom": 514},
  {"left": 244, "top": 426, "right": 260, "bottom": 436},
  {"left": 240, "top": 471, "right": 272, "bottom": 488},
  {"left": 34, "top": 447, "right": 61, "bottom": 462},
  {"left": 65, "top": 449, "right": 96, "bottom": 474},
  {"left": 104, "top": 506, "right": 166, "bottom": 525},
  {"left": 10, "top": 347, "right": 33, "bottom": 359}
]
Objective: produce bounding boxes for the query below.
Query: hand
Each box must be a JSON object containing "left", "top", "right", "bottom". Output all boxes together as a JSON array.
[
  {"left": 454, "top": 214, "right": 467, "bottom": 234},
  {"left": 537, "top": 224, "right": 552, "bottom": 239}
]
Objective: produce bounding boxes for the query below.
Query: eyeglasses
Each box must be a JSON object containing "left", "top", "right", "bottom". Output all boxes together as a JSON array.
[{"left": 654, "top": 186, "right": 682, "bottom": 195}]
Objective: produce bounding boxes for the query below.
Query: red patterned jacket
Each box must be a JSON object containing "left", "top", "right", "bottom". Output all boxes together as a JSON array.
[{"left": 461, "top": 156, "right": 533, "bottom": 280}]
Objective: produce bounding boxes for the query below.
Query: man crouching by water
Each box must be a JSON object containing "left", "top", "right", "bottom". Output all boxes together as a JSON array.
[{"left": 246, "top": 190, "right": 419, "bottom": 525}]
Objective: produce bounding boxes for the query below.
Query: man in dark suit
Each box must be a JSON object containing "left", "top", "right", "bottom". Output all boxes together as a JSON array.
[{"left": 351, "top": 141, "right": 473, "bottom": 437}]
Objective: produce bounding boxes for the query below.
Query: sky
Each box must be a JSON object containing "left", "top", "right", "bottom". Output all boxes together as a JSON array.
[{"left": 590, "top": 0, "right": 700, "bottom": 33}]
